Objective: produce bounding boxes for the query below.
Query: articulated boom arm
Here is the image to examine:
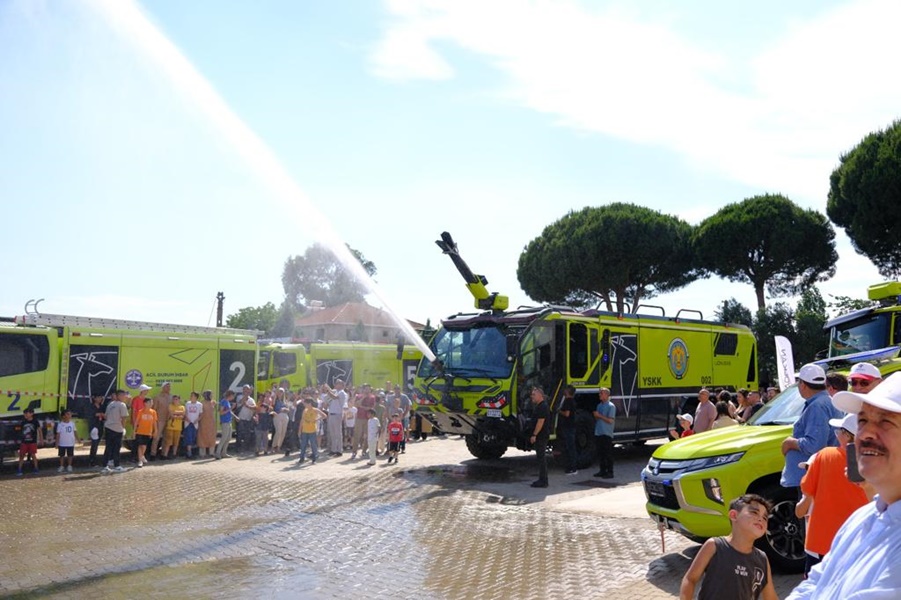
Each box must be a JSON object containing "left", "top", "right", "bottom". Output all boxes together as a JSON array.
[{"left": 435, "top": 232, "right": 509, "bottom": 311}]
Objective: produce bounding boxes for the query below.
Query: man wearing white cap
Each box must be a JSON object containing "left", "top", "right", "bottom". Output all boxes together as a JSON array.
[
  {"left": 797, "top": 413, "right": 869, "bottom": 577},
  {"left": 847, "top": 361, "right": 882, "bottom": 394},
  {"left": 787, "top": 371, "right": 901, "bottom": 598},
  {"left": 781, "top": 364, "right": 843, "bottom": 488}
]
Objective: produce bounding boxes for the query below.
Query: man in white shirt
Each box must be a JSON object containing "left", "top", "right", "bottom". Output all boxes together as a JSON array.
[{"left": 787, "top": 371, "right": 901, "bottom": 598}]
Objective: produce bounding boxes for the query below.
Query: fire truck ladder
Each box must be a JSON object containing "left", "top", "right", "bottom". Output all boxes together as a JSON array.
[{"left": 14, "top": 312, "right": 260, "bottom": 337}]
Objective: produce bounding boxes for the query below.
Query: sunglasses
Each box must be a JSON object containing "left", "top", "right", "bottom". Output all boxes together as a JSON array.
[{"left": 849, "top": 378, "right": 872, "bottom": 387}]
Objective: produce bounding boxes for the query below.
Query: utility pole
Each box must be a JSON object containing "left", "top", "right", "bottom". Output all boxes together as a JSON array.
[{"left": 216, "top": 292, "right": 225, "bottom": 327}]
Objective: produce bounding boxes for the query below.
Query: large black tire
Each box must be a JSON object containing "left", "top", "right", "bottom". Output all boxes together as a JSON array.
[
  {"left": 755, "top": 484, "right": 806, "bottom": 573},
  {"left": 573, "top": 411, "right": 597, "bottom": 469},
  {"left": 464, "top": 434, "right": 507, "bottom": 460}
]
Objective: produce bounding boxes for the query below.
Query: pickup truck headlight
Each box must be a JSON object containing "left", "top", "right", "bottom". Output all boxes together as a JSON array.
[{"left": 680, "top": 452, "right": 746, "bottom": 473}]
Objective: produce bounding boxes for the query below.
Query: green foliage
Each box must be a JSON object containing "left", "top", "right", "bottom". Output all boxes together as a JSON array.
[
  {"left": 270, "top": 301, "right": 296, "bottom": 339},
  {"left": 722, "top": 290, "right": 829, "bottom": 386},
  {"left": 826, "top": 294, "right": 877, "bottom": 316},
  {"left": 827, "top": 120, "right": 901, "bottom": 277},
  {"left": 693, "top": 194, "right": 838, "bottom": 310},
  {"left": 282, "top": 243, "right": 377, "bottom": 309},
  {"left": 517, "top": 203, "right": 698, "bottom": 313},
  {"left": 225, "top": 302, "right": 278, "bottom": 333},
  {"left": 714, "top": 298, "right": 753, "bottom": 327}
]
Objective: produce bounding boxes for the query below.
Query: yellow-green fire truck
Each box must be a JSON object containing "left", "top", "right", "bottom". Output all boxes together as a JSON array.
[
  {"left": 412, "top": 233, "right": 758, "bottom": 465},
  {"left": 0, "top": 312, "right": 260, "bottom": 454}
]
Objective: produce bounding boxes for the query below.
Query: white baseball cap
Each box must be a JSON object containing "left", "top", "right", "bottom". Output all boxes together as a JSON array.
[
  {"left": 849, "top": 362, "right": 882, "bottom": 381},
  {"left": 798, "top": 363, "right": 826, "bottom": 385},
  {"left": 833, "top": 371, "right": 901, "bottom": 415},
  {"left": 828, "top": 412, "right": 858, "bottom": 436},
  {"left": 677, "top": 413, "right": 694, "bottom": 425},
  {"left": 138, "top": 384, "right": 152, "bottom": 391}
]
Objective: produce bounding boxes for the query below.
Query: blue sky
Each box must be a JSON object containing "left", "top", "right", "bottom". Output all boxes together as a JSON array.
[{"left": 1, "top": 0, "right": 897, "bottom": 333}]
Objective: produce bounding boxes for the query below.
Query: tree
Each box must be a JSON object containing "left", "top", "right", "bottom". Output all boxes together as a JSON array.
[
  {"left": 270, "top": 301, "right": 296, "bottom": 339},
  {"left": 517, "top": 203, "right": 699, "bottom": 313},
  {"left": 693, "top": 194, "right": 838, "bottom": 311},
  {"left": 752, "top": 303, "right": 796, "bottom": 386},
  {"left": 282, "top": 244, "right": 377, "bottom": 309},
  {"left": 714, "top": 298, "right": 754, "bottom": 327},
  {"left": 827, "top": 119, "right": 901, "bottom": 277},
  {"left": 827, "top": 294, "right": 876, "bottom": 316},
  {"left": 794, "top": 287, "right": 828, "bottom": 363},
  {"left": 226, "top": 302, "right": 278, "bottom": 333}
]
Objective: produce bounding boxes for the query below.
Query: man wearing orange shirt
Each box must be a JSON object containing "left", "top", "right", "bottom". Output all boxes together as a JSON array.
[{"left": 798, "top": 413, "right": 869, "bottom": 576}]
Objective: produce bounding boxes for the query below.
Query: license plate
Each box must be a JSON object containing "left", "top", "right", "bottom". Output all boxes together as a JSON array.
[
  {"left": 486, "top": 409, "right": 502, "bottom": 418},
  {"left": 645, "top": 480, "right": 665, "bottom": 497}
]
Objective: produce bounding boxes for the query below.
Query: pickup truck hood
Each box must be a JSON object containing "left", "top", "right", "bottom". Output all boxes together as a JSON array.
[{"left": 652, "top": 424, "right": 793, "bottom": 460}]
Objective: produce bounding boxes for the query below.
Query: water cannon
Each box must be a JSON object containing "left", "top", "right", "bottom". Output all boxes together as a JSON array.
[{"left": 435, "top": 232, "right": 509, "bottom": 312}]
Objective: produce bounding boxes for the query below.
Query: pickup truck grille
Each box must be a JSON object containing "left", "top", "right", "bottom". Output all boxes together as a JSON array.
[{"left": 644, "top": 480, "right": 680, "bottom": 511}]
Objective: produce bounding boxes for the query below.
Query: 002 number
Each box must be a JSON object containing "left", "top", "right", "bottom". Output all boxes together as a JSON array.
[{"left": 700, "top": 376, "right": 712, "bottom": 385}]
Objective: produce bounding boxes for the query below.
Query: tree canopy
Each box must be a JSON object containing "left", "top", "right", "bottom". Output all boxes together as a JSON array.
[
  {"left": 693, "top": 194, "right": 837, "bottom": 310},
  {"left": 282, "top": 243, "right": 377, "bottom": 309},
  {"left": 226, "top": 302, "right": 278, "bottom": 333},
  {"left": 517, "top": 203, "right": 698, "bottom": 313},
  {"left": 827, "top": 119, "right": 901, "bottom": 277}
]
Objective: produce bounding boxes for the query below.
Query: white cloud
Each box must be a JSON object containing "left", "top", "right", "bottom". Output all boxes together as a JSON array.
[{"left": 370, "top": 0, "right": 901, "bottom": 204}]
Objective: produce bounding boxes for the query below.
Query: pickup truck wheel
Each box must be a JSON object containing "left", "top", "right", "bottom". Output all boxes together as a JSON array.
[
  {"left": 464, "top": 434, "right": 507, "bottom": 460},
  {"left": 755, "top": 484, "right": 806, "bottom": 573}
]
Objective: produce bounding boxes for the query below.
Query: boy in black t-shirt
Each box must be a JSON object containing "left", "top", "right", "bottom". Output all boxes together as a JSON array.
[
  {"left": 17, "top": 407, "right": 44, "bottom": 476},
  {"left": 680, "top": 494, "right": 777, "bottom": 600}
]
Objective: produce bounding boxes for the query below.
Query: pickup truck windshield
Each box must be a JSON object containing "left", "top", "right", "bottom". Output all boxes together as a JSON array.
[{"left": 746, "top": 385, "right": 806, "bottom": 426}]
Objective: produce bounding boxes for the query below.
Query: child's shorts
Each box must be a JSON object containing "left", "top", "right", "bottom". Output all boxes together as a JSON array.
[
  {"left": 19, "top": 442, "right": 38, "bottom": 458},
  {"left": 58, "top": 446, "right": 74, "bottom": 457},
  {"left": 164, "top": 429, "right": 181, "bottom": 447},
  {"left": 388, "top": 441, "right": 401, "bottom": 453},
  {"left": 135, "top": 434, "right": 152, "bottom": 448}
]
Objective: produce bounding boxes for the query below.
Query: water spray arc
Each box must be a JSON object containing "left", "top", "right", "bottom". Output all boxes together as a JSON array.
[{"left": 88, "top": 0, "right": 435, "bottom": 363}]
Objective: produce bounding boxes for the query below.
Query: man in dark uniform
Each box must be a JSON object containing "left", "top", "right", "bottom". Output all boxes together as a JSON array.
[{"left": 529, "top": 386, "right": 550, "bottom": 488}]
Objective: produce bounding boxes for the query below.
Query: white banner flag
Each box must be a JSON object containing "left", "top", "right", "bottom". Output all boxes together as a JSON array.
[{"left": 774, "top": 335, "right": 795, "bottom": 391}]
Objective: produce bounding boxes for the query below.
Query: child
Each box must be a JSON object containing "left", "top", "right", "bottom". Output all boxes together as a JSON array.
[
  {"left": 386, "top": 413, "right": 404, "bottom": 464},
  {"left": 17, "top": 407, "right": 44, "bottom": 476},
  {"left": 669, "top": 413, "right": 694, "bottom": 440},
  {"left": 56, "top": 409, "right": 79, "bottom": 473},
  {"left": 367, "top": 409, "right": 380, "bottom": 466},
  {"left": 680, "top": 493, "right": 777, "bottom": 600},
  {"left": 134, "top": 397, "right": 158, "bottom": 467},
  {"left": 343, "top": 403, "right": 356, "bottom": 451}
]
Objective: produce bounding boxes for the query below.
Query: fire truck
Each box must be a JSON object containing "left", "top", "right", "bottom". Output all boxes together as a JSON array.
[{"left": 412, "top": 233, "right": 758, "bottom": 466}]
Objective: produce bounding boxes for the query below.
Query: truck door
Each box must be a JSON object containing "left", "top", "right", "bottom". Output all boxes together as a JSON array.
[
  {"left": 607, "top": 326, "right": 639, "bottom": 440},
  {"left": 567, "top": 321, "right": 600, "bottom": 387},
  {"left": 0, "top": 328, "right": 56, "bottom": 418}
]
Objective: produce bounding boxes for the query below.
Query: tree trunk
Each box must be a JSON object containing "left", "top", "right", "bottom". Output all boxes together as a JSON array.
[{"left": 755, "top": 282, "right": 766, "bottom": 311}]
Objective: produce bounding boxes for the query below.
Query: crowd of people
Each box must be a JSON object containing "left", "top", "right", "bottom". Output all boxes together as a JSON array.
[{"left": 15, "top": 379, "right": 420, "bottom": 475}]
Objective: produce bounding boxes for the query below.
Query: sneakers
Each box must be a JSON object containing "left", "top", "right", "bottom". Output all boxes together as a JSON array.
[
  {"left": 67, "top": 465, "right": 73, "bottom": 473},
  {"left": 368, "top": 461, "right": 376, "bottom": 466},
  {"left": 113, "top": 466, "right": 126, "bottom": 472},
  {"left": 101, "top": 466, "right": 112, "bottom": 474},
  {"left": 16, "top": 470, "right": 23, "bottom": 477},
  {"left": 136, "top": 462, "right": 143, "bottom": 468},
  {"left": 351, "top": 452, "right": 357, "bottom": 459},
  {"left": 530, "top": 481, "right": 549, "bottom": 488},
  {"left": 565, "top": 469, "right": 579, "bottom": 475},
  {"left": 58, "top": 466, "right": 65, "bottom": 473},
  {"left": 593, "top": 471, "right": 604, "bottom": 478}
]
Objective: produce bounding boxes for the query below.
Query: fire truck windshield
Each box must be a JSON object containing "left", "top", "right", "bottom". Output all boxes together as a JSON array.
[{"left": 418, "top": 325, "right": 513, "bottom": 379}]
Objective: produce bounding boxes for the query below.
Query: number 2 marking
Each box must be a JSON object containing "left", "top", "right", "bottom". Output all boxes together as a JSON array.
[
  {"left": 229, "top": 361, "right": 247, "bottom": 392},
  {"left": 8, "top": 392, "right": 21, "bottom": 411}
]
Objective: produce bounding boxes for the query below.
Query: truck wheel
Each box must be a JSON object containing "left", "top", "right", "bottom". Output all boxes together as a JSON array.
[
  {"left": 464, "top": 434, "right": 507, "bottom": 460},
  {"left": 755, "top": 484, "right": 806, "bottom": 573},
  {"left": 574, "top": 411, "right": 597, "bottom": 469}
]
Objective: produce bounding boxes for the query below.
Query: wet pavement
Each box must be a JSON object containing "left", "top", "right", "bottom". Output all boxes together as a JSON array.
[{"left": 0, "top": 439, "right": 803, "bottom": 599}]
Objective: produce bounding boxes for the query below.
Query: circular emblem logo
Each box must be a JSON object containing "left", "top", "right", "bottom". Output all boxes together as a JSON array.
[
  {"left": 667, "top": 338, "right": 689, "bottom": 380},
  {"left": 125, "top": 369, "right": 144, "bottom": 389}
]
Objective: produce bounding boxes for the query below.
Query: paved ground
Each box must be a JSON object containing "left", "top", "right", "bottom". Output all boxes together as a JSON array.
[{"left": 1, "top": 437, "right": 803, "bottom": 599}]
